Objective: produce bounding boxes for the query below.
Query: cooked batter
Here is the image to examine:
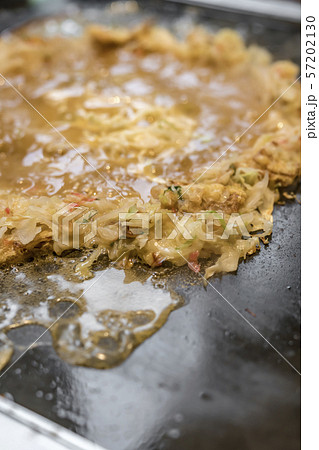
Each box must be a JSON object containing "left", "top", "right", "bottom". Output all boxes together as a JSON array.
[{"left": 0, "top": 22, "right": 300, "bottom": 278}]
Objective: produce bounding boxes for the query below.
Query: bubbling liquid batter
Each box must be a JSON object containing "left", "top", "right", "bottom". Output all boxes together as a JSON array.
[
  {"left": 0, "top": 23, "right": 271, "bottom": 199},
  {"left": 0, "top": 253, "right": 183, "bottom": 370},
  {"left": 0, "top": 18, "right": 300, "bottom": 369}
]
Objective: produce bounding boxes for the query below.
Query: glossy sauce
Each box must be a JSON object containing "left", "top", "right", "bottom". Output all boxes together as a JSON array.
[
  {"left": 0, "top": 252, "right": 184, "bottom": 370},
  {"left": 0, "top": 23, "right": 271, "bottom": 202},
  {"left": 0, "top": 19, "right": 292, "bottom": 370}
]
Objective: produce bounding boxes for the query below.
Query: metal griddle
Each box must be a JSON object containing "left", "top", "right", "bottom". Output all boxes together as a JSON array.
[{"left": 0, "top": 1, "right": 300, "bottom": 449}]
